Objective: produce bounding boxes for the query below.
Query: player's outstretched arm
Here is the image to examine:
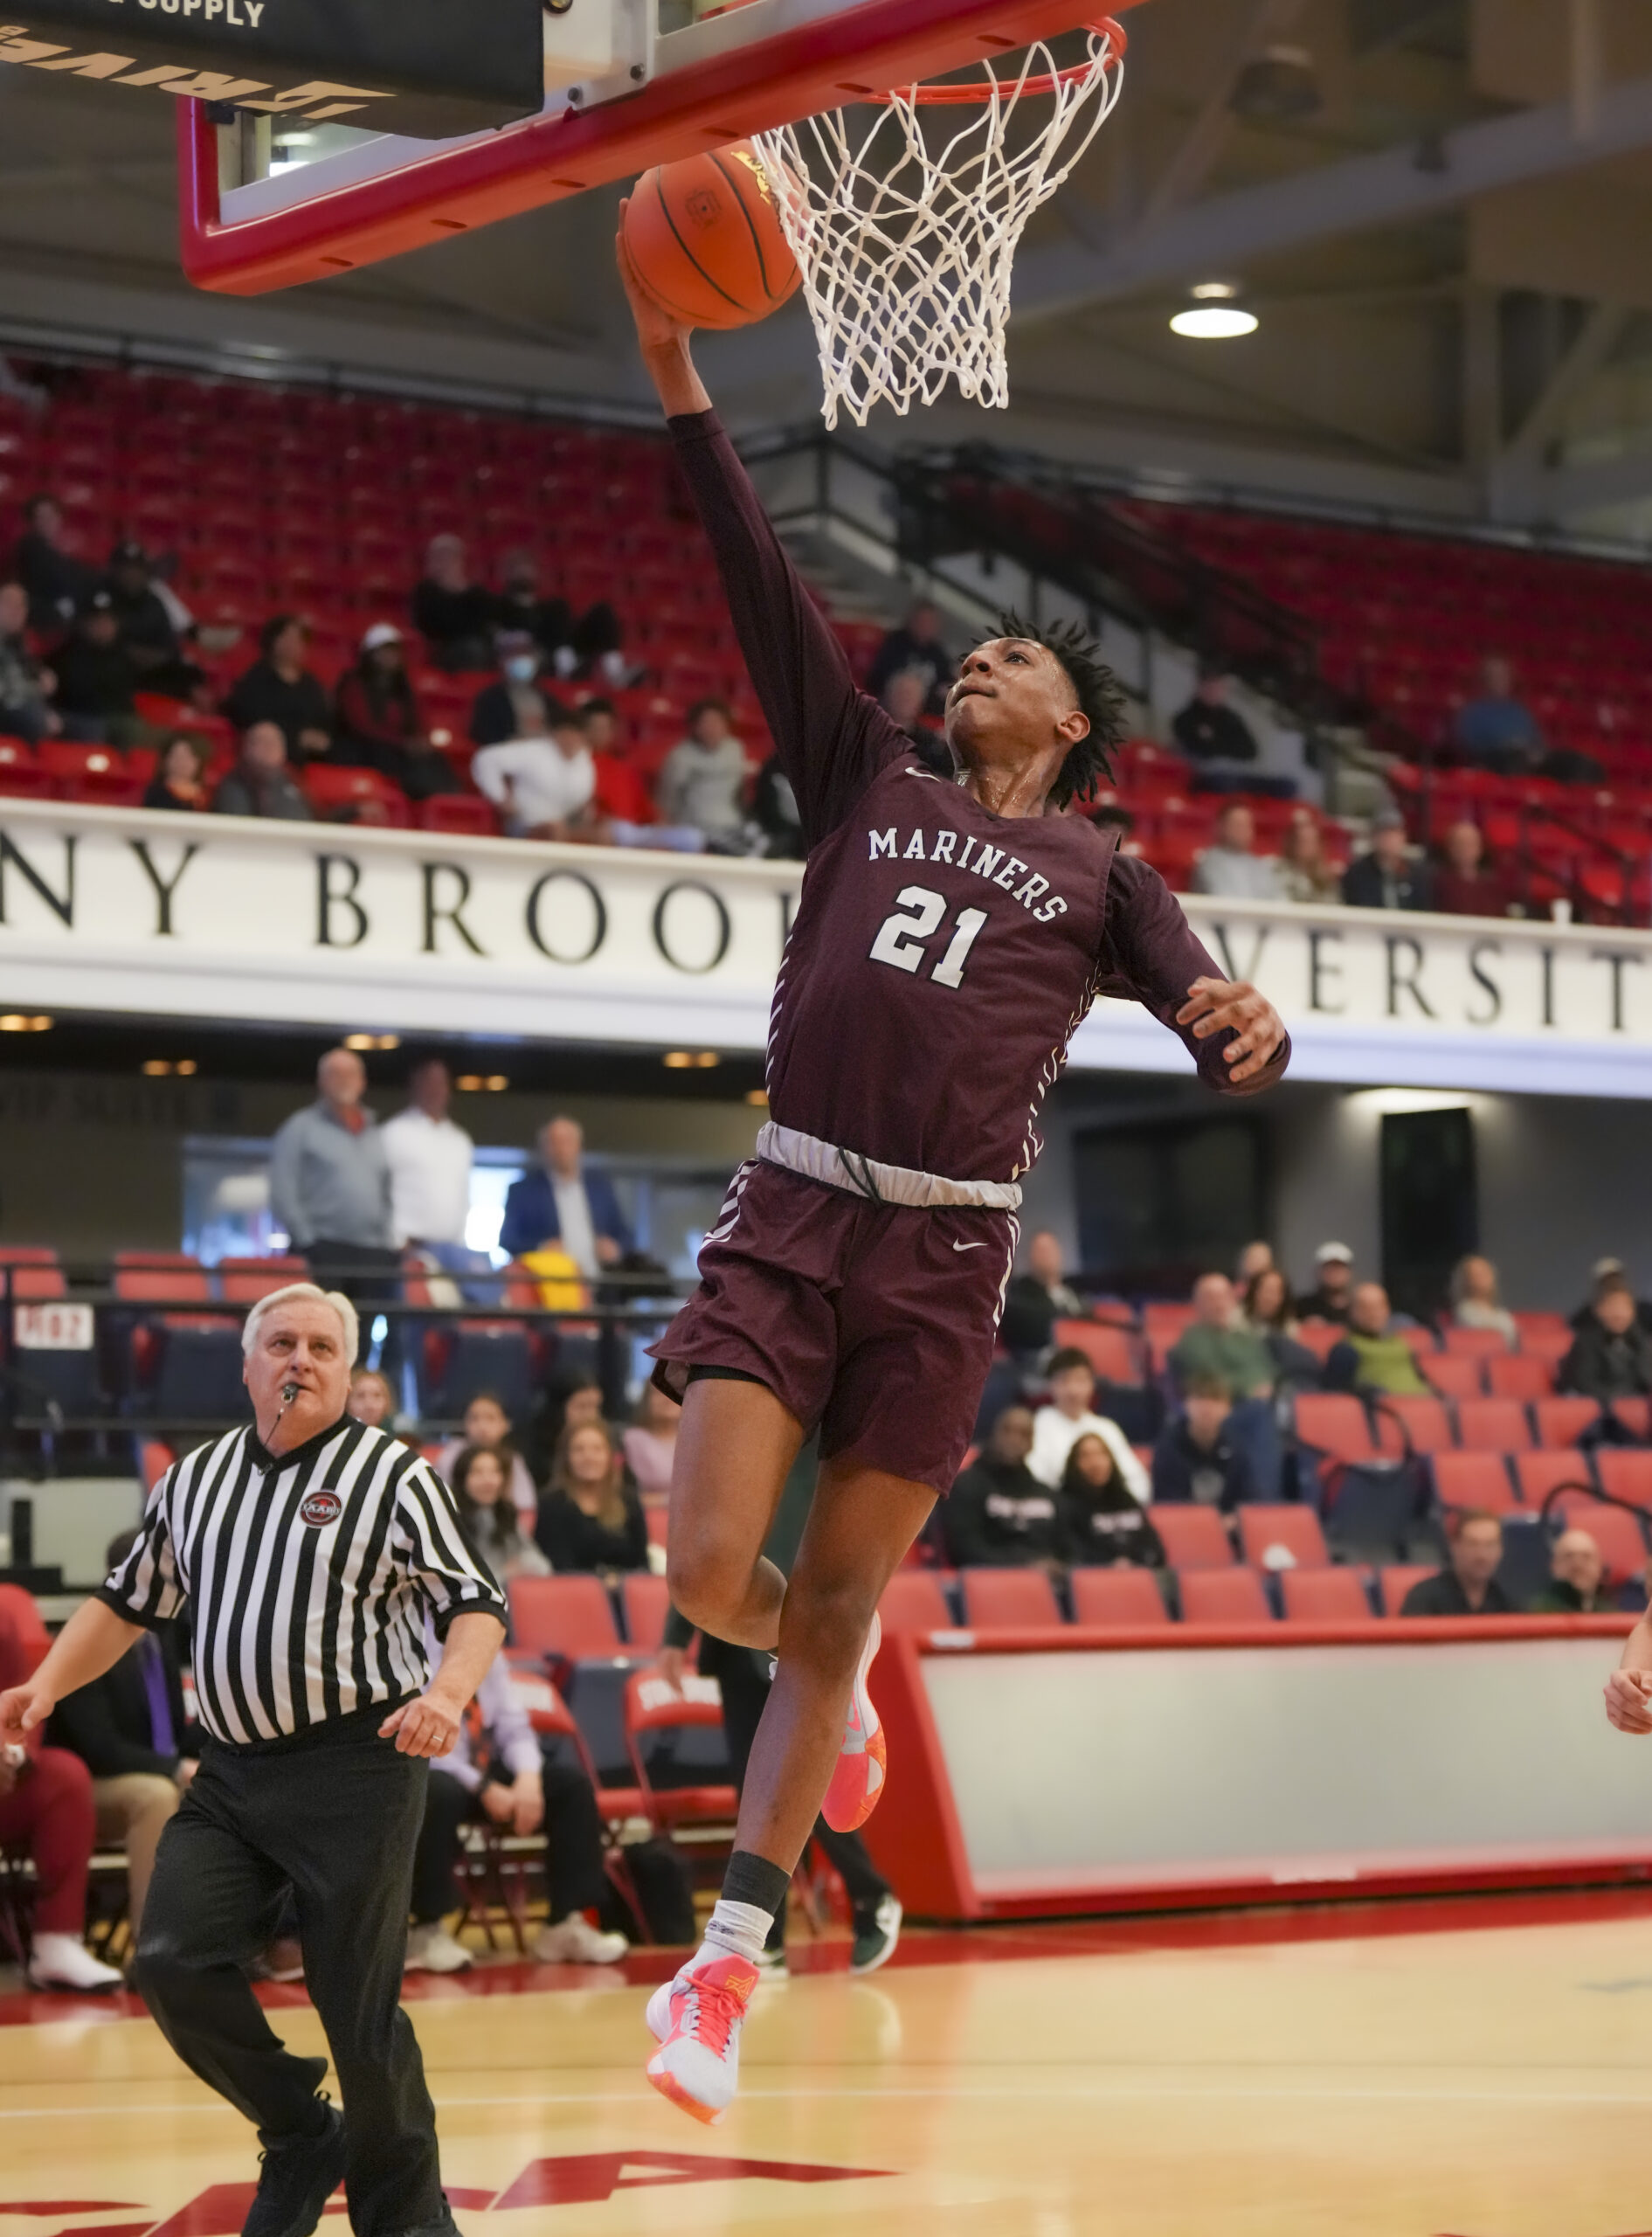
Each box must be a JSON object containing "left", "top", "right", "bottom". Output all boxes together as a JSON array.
[
  {"left": 1178, "top": 975, "right": 1288, "bottom": 1088},
  {"left": 1101, "top": 855, "right": 1289, "bottom": 1094},
  {"left": 617, "top": 205, "right": 712, "bottom": 418},
  {"left": 1606, "top": 1616, "right": 1652, "bottom": 1734}
]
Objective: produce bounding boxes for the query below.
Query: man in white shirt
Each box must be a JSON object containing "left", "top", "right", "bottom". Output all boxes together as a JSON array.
[
  {"left": 1192, "top": 802, "right": 1286, "bottom": 903},
  {"left": 380, "top": 1058, "right": 475, "bottom": 1248},
  {"left": 1026, "top": 1347, "right": 1150, "bottom": 1502},
  {"left": 472, "top": 704, "right": 595, "bottom": 839}
]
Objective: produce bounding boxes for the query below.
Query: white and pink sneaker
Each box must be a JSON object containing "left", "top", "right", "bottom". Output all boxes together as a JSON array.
[
  {"left": 646, "top": 1948, "right": 760, "bottom": 2125},
  {"left": 821, "top": 1610, "right": 886, "bottom": 1832}
]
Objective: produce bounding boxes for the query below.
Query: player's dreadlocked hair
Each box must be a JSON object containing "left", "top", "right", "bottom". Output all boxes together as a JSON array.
[{"left": 973, "top": 612, "right": 1128, "bottom": 809}]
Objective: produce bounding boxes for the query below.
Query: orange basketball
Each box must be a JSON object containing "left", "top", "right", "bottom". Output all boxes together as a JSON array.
[{"left": 624, "top": 142, "right": 801, "bottom": 331}]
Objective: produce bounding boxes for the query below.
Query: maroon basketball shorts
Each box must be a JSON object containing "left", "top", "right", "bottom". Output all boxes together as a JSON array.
[{"left": 650, "top": 1159, "right": 1018, "bottom": 1497}]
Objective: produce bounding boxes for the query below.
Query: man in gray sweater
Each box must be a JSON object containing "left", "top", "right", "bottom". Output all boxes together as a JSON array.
[{"left": 268, "top": 1049, "right": 399, "bottom": 1299}]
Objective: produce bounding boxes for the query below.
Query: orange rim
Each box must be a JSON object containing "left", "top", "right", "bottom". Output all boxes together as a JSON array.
[{"left": 878, "top": 16, "right": 1125, "bottom": 104}]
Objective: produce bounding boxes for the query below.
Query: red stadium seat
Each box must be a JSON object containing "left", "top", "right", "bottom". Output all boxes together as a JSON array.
[
  {"left": 1535, "top": 1396, "right": 1602, "bottom": 1449},
  {"left": 1378, "top": 1563, "right": 1438, "bottom": 1615},
  {"left": 1068, "top": 1568, "right": 1170, "bottom": 1625},
  {"left": 1512, "top": 1451, "right": 1594, "bottom": 1508},
  {"left": 1513, "top": 1312, "right": 1573, "bottom": 1355},
  {"left": 1432, "top": 1451, "right": 1518, "bottom": 1515},
  {"left": 1292, "top": 1394, "right": 1379, "bottom": 1465},
  {"left": 417, "top": 794, "right": 498, "bottom": 835},
  {"left": 217, "top": 1255, "right": 310, "bottom": 1303},
  {"left": 1454, "top": 1399, "right": 1532, "bottom": 1454},
  {"left": 1051, "top": 1319, "right": 1141, "bottom": 1386},
  {"left": 508, "top": 1576, "right": 621, "bottom": 1659},
  {"left": 958, "top": 1569, "right": 1064, "bottom": 1628},
  {"left": 1400, "top": 1325, "right": 1440, "bottom": 1357},
  {"left": 1279, "top": 1568, "right": 1372, "bottom": 1624},
  {"left": 113, "top": 1250, "right": 212, "bottom": 1304},
  {"left": 0, "top": 738, "right": 52, "bottom": 797},
  {"left": 625, "top": 1669, "right": 736, "bottom": 1836},
  {"left": 1485, "top": 1353, "right": 1555, "bottom": 1402},
  {"left": 1178, "top": 1568, "right": 1272, "bottom": 1623},
  {"left": 1614, "top": 1397, "right": 1652, "bottom": 1439},
  {"left": 1292, "top": 1320, "right": 1341, "bottom": 1362},
  {"left": 620, "top": 1573, "right": 669, "bottom": 1653},
  {"left": 38, "top": 738, "right": 144, "bottom": 805},
  {"left": 1423, "top": 1355, "right": 1486, "bottom": 1401},
  {"left": 1235, "top": 1505, "right": 1329, "bottom": 1569},
  {"left": 0, "top": 1246, "right": 66, "bottom": 1301},
  {"left": 1596, "top": 1450, "right": 1652, "bottom": 1512},
  {"left": 1148, "top": 1505, "right": 1234, "bottom": 1569},
  {"left": 880, "top": 1570, "right": 956, "bottom": 1634},
  {"left": 1441, "top": 1326, "right": 1510, "bottom": 1359},
  {"left": 1380, "top": 1395, "right": 1455, "bottom": 1455}
]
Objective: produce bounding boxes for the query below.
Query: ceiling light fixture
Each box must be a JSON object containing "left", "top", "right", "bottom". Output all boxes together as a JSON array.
[
  {"left": 141, "top": 1058, "right": 199, "bottom": 1077},
  {"left": 663, "top": 1051, "right": 694, "bottom": 1070},
  {"left": 343, "top": 1031, "right": 401, "bottom": 1051},
  {"left": 0, "top": 1014, "right": 52, "bottom": 1033},
  {"left": 745, "top": 1088, "right": 770, "bottom": 1107},
  {"left": 1171, "top": 281, "right": 1259, "bottom": 339}
]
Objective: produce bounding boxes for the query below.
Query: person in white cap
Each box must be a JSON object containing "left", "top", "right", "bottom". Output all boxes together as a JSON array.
[
  {"left": 335, "top": 623, "right": 461, "bottom": 803},
  {"left": 1296, "top": 1242, "right": 1355, "bottom": 1325}
]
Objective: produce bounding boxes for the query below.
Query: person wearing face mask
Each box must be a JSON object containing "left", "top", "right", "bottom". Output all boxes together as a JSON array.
[
  {"left": 491, "top": 550, "right": 631, "bottom": 687},
  {"left": 469, "top": 630, "right": 555, "bottom": 749}
]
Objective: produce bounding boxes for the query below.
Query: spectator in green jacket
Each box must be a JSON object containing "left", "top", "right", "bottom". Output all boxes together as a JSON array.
[
  {"left": 1168, "top": 1272, "right": 1277, "bottom": 1399},
  {"left": 1326, "top": 1283, "right": 1431, "bottom": 1396}
]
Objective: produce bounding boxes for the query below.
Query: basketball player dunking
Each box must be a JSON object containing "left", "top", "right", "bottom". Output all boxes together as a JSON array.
[{"left": 617, "top": 215, "right": 1290, "bottom": 2125}]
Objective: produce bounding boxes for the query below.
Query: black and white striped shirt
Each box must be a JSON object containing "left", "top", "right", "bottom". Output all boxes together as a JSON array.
[{"left": 99, "top": 1417, "right": 507, "bottom": 1749}]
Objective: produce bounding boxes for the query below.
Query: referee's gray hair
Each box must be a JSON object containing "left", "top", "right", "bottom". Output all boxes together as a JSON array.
[{"left": 240, "top": 1282, "right": 360, "bottom": 1368}]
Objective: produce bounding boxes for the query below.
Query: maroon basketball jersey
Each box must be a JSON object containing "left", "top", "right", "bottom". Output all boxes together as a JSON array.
[{"left": 672, "top": 412, "right": 1289, "bottom": 1184}]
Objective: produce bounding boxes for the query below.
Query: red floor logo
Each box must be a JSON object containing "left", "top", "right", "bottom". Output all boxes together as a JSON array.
[{"left": 2, "top": 2154, "right": 894, "bottom": 2233}]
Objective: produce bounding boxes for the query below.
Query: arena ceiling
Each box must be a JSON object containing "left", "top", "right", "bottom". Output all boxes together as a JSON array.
[{"left": 4, "top": 0, "right": 1652, "bottom": 535}]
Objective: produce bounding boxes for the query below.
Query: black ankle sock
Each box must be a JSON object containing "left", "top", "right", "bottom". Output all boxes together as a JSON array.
[{"left": 722, "top": 1848, "right": 791, "bottom": 1916}]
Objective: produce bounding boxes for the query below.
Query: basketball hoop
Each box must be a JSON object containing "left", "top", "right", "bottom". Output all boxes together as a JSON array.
[{"left": 752, "top": 17, "right": 1126, "bottom": 429}]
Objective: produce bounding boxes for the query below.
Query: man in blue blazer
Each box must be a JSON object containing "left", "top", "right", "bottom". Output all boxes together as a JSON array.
[{"left": 501, "top": 1116, "right": 632, "bottom": 1270}]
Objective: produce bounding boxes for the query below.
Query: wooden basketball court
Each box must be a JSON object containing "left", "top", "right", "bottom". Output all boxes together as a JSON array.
[{"left": 4, "top": 1895, "right": 1652, "bottom": 2236}]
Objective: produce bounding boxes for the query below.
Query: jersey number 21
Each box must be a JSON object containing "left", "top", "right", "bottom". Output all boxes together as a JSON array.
[{"left": 869, "top": 886, "right": 989, "bottom": 988}]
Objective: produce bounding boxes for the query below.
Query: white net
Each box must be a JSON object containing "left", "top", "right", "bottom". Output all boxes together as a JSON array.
[{"left": 752, "top": 21, "right": 1125, "bottom": 430}]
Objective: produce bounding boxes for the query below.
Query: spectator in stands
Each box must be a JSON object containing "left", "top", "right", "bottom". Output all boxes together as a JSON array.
[
  {"left": 623, "top": 1380, "right": 680, "bottom": 1505},
  {"left": 1242, "top": 1266, "right": 1322, "bottom": 1389},
  {"left": 105, "top": 541, "right": 201, "bottom": 702},
  {"left": 1169, "top": 1273, "right": 1276, "bottom": 1400},
  {"left": 1430, "top": 819, "right": 1510, "bottom": 918},
  {"left": 434, "top": 1392, "right": 537, "bottom": 1526},
  {"left": 1448, "top": 1254, "right": 1517, "bottom": 1347},
  {"left": 381, "top": 1056, "right": 474, "bottom": 1253},
  {"left": 1341, "top": 808, "right": 1433, "bottom": 911},
  {"left": 1454, "top": 655, "right": 1544, "bottom": 776},
  {"left": 472, "top": 700, "right": 596, "bottom": 839},
  {"left": 866, "top": 598, "right": 951, "bottom": 717},
  {"left": 52, "top": 589, "right": 140, "bottom": 744},
  {"left": 450, "top": 1444, "right": 550, "bottom": 1584},
  {"left": 15, "top": 493, "right": 96, "bottom": 627},
  {"left": 335, "top": 625, "right": 460, "bottom": 803},
  {"left": 406, "top": 1615, "right": 626, "bottom": 1974},
  {"left": 1400, "top": 1512, "right": 1513, "bottom": 1617},
  {"left": 1559, "top": 1276, "right": 1652, "bottom": 1402},
  {"left": 1327, "top": 1282, "right": 1431, "bottom": 1396},
  {"left": 946, "top": 1405, "right": 1068, "bottom": 1569},
  {"left": 0, "top": 576, "right": 59, "bottom": 745},
  {"left": 348, "top": 1368, "right": 397, "bottom": 1429},
  {"left": 468, "top": 629, "right": 553, "bottom": 749},
  {"left": 1089, "top": 800, "right": 1144, "bottom": 855},
  {"left": 47, "top": 1527, "right": 199, "bottom": 1946},
  {"left": 1061, "top": 1432, "right": 1165, "bottom": 1567},
  {"left": 225, "top": 615, "right": 332, "bottom": 763},
  {"left": 142, "top": 731, "right": 211, "bottom": 813},
  {"left": 1236, "top": 1240, "right": 1275, "bottom": 1286},
  {"left": 534, "top": 1420, "right": 649, "bottom": 1575},
  {"left": 0, "top": 1596, "right": 122, "bottom": 1990},
  {"left": 656, "top": 698, "right": 749, "bottom": 842},
  {"left": 413, "top": 533, "right": 497, "bottom": 672},
  {"left": 751, "top": 749, "right": 805, "bottom": 858},
  {"left": 1530, "top": 1528, "right": 1608, "bottom": 1616},
  {"left": 267, "top": 1045, "right": 397, "bottom": 1297},
  {"left": 1296, "top": 1240, "right": 1355, "bottom": 1324},
  {"left": 1026, "top": 1347, "right": 1149, "bottom": 1501},
  {"left": 1571, "top": 1257, "right": 1652, "bottom": 1334},
  {"left": 1276, "top": 808, "right": 1339, "bottom": 904},
  {"left": 492, "top": 551, "right": 629, "bottom": 686},
  {"left": 1192, "top": 802, "right": 1285, "bottom": 901},
  {"left": 1152, "top": 1375, "right": 1255, "bottom": 1510},
  {"left": 500, "top": 1115, "right": 630, "bottom": 1273},
  {"left": 1172, "top": 668, "right": 1260, "bottom": 783},
  {"left": 1001, "top": 1229, "right": 1087, "bottom": 1361},
  {"left": 880, "top": 669, "right": 954, "bottom": 779},
  {"left": 211, "top": 720, "right": 314, "bottom": 821}
]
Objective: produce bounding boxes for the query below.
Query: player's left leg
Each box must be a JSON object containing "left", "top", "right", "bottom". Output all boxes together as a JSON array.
[{"left": 646, "top": 1457, "right": 930, "bottom": 2124}]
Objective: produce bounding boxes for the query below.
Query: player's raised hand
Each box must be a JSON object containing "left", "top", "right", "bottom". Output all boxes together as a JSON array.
[
  {"left": 1178, "top": 976, "right": 1286, "bottom": 1084},
  {"left": 1605, "top": 1667, "right": 1652, "bottom": 1735},
  {"left": 616, "top": 199, "right": 691, "bottom": 352}
]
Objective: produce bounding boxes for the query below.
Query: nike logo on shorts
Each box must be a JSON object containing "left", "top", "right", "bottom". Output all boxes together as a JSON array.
[{"left": 951, "top": 1238, "right": 987, "bottom": 1252}]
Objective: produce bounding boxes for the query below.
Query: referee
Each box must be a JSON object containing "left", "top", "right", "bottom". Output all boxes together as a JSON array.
[{"left": 0, "top": 1282, "right": 508, "bottom": 2237}]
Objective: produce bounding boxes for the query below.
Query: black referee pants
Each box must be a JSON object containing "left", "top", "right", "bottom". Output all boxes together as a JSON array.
[{"left": 134, "top": 1716, "right": 448, "bottom": 2236}]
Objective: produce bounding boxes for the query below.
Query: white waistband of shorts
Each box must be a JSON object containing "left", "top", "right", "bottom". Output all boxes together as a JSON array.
[{"left": 755, "top": 1121, "right": 1022, "bottom": 1211}]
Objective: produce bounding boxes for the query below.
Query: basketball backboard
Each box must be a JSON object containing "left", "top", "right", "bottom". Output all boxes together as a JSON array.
[{"left": 177, "top": 0, "right": 1146, "bottom": 295}]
